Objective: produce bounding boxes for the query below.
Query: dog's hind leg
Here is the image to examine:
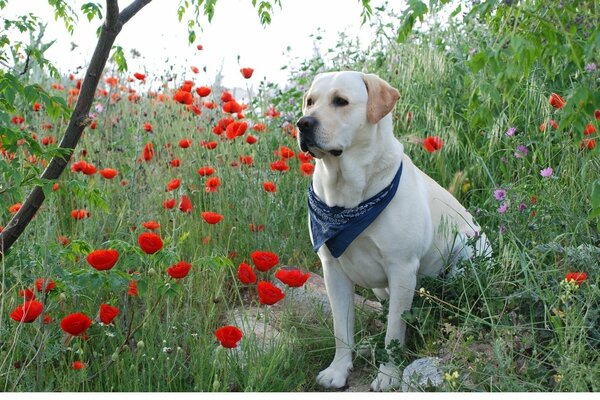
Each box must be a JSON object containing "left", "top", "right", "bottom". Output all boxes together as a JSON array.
[{"left": 372, "top": 288, "right": 389, "bottom": 301}]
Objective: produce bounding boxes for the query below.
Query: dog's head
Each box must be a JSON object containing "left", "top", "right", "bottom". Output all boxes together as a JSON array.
[{"left": 296, "top": 71, "right": 400, "bottom": 158}]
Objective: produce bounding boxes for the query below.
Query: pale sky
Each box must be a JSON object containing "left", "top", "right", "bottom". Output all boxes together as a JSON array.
[{"left": 5, "top": 0, "right": 400, "bottom": 90}]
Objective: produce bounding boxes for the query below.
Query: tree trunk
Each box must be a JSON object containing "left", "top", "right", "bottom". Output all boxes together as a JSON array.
[{"left": 0, "top": 0, "right": 152, "bottom": 256}]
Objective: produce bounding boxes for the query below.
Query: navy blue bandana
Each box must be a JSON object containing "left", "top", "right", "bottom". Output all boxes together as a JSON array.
[{"left": 308, "top": 162, "right": 403, "bottom": 258}]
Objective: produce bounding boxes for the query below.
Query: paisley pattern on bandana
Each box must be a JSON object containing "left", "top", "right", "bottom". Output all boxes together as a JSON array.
[{"left": 308, "top": 163, "right": 403, "bottom": 258}]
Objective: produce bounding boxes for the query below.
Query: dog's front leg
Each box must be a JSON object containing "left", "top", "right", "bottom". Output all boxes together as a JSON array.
[
  {"left": 317, "top": 258, "right": 355, "bottom": 389},
  {"left": 371, "top": 260, "right": 418, "bottom": 391}
]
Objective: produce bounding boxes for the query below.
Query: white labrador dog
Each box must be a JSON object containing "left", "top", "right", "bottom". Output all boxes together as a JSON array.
[{"left": 296, "top": 71, "right": 490, "bottom": 391}]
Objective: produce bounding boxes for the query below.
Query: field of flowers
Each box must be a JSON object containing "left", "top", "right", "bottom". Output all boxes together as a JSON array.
[{"left": 1, "top": 4, "right": 599, "bottom": 393}]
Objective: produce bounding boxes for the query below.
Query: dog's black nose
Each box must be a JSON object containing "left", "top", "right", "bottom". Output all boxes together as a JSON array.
[{"left": 297, "top": 116, "right": 318, "bottom": 133}]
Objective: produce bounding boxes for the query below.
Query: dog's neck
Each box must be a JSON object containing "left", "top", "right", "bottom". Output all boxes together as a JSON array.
[{"left": 311, "top": 115, "right": 403, "bottom": 209}]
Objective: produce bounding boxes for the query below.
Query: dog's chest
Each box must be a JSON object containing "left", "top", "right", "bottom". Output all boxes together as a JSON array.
[{"left": 331, "top": 234, "right": 390, "bottom": 289}]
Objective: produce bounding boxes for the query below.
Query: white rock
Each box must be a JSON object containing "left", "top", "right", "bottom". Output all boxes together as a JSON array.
[{"left": 401, "top": 357, "right": 444, "bottom": 392}]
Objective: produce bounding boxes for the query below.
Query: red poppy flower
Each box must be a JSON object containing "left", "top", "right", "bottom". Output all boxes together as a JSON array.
[
  {"left": 257, "top": 281, "right": 285, "bottom": 305},
  {"left": 191, "top": 65, "right": 199, "bottom": 74},
  {"left": 223, "top": 100, "right": 242, "bottom": 114},
  {"left": 205, "top": 177, "right": 221, "bottom": 193},
  {"left": 142, "top": 142, "right": 154, "bottom": 162},
  {"left": 128, "top": 280, "right": 138, "bottom": 296},
  {"left": 9, "top": 203, "right": 21, "bottom": 214},
  {"left": 173, "top": 90, "right": 194, "bottom": 105},
  {"left": 138, "top": 232, "right": 163, "bottom": 254},
  {"left": 99, "top": 168, "right": 118, "bottom": 179},
  {"left": 164, "top": 198, "right": 176, "bottom": 209},
  {"left": 246, "top": 135, "right": 258, "bottom": 144},
  {"left": 35, "top": 278, "right": 56, "bottom": 293},
  {"left": 71, "top": 209, "right": 90, "bottom": 220},
  {"left": 11, "top": 115, "right": 25, "bottom": 124},
  {"left": 179, "top": 138, "right": 192, "bottom": 148},
  {"left": 170, "top": 158, "right": 181, "bottom": 167},
  {"left": 87, "top": 249, "right": 119, "bottom": 271},
  {"left": 265, "top": 105, "right": 280, "bottom": 118},
  {"left": 198, "top": 166, "right": 215, "bottom": 176},
  {"left": 214, "top": 325, "right": 243, "bottom": 348},
  {"left": 143, "top": 123, "right": 153, "bottom": 132},
  {"left": 142, "top": 220, "right": 160, "bottom": 230},
  {"left": 196, "top": 44, "right": 203, "bottom": 50},
  {"left": 81, "top": 162, "right": 97, "bottom": 175},
  {"left": 263, "top": 181, "right": 276, "bottom": 193},
  {"left": 240, "top": 67, "right": 254, "bottom": 79},
  {"left": 423, "top": 136, "right": 444, "bottom": 153},
  {"left": 201, "top": 140, "right": 218, "bottom": 150},
  {"left": 41, "top": 136, "right": 55, "bottom": 146},
  {"left": 10, "top": 300, "right": 44, "bottom": 323},
  {"left": 237, "top": 262, "right": 257, "bottom": 285},
  {"left": 134, "top": 72, "right": 146, "bottom": 81},
  {"left": 239, "top": 155, "right": 253, "bottom": 165},
  {"left": 32, "top": 102, "right": 42, "bottom": 111},
  {"left": 99, "top": 304, "right": 119, "bottom": 324},
  {"left": 167, "top": 261, "right": 192, "bottom": 279},
  {"left": 90, "top": 121, "right": 97, "bottom": 129},
  {"left": 251, "top": 250, "right": 279, "bottom": 272},
  {"left": 60, "top": 313, "right": 92, "bottom": 336},
  {"left": 595, "top": 110, "right": 600, "bottom": 121},
  {"left": 203, "top": 101, "right": 216, "bottom": 109},
  {"left": 166, "top": 178, "right": 181, "bottom": 191},
  {"left": 275, "top": 268, "right": 311, "bottom": 288},
  {"left": 201, "top": 211, "right": 224, "bottom": 224},
  {"left": 19, "top": 288, "right": 35, "bottom": 301},
  {"left": 58, "top": 235, "right": 69, "bottom": 246},
  {"left": 565, "top": 272, "right": 587, "bottom": 286},
  {"left": 52, "top": 183, "right": 60, "bottom": 191},
  {"left": 179, "top": 194, "right": 193, "bottom": 213},
  {"left": 580, "top": 138, "right": 596, "bottom": 150},
  {"left": 270, "top": 159, "right": 289, "bottom": 172},
  {"left": 277, "top": 146, "right": 295, "bottom": 159},
  {"left": 43, "top": 315, "right": 52, "bottom": 324},
  {"left": 249, "top": 224, "right": 264, "bottom": 233},
  {"left": 72, "top": 361, "right": 86, "bottom": 370},
  {"left": 549, "top": 93, "right": 566, "bottom": 109},
  {"left": 225, "top": 121, "right": 248, "bottom": 140},
  {"left": 196, "top": 86, "right": 211, "bottom": 97},
  {"left": 300, "top": 162, "right": 315, "bottom": 176},
  {"left": 583, "top": 123, "right": 596, "bottom": 136},
  {"left": 252, "top": 123, "right": 266, "bottom": 132}
]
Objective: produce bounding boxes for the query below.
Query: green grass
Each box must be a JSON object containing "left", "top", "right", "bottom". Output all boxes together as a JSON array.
[{"left": 1, "top": 11, "right": 599, "bottom": 392}]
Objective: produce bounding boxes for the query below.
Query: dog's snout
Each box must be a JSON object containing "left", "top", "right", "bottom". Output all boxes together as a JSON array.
[{"left": 297, "top": 116, "right": 318, "bottom": 134}]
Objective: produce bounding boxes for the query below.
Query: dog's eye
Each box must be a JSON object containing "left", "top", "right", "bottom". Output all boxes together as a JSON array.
[
  {"left": 306, "top": 98, "right": 313, "bottom": 107},
  {"left": 332, "top": 96, "right": 349, "bottom": 107}
]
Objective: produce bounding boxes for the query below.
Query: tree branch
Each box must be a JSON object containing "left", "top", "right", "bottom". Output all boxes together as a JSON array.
[{"left": 0, "top": 0, "right": 152, "bottom": 256}]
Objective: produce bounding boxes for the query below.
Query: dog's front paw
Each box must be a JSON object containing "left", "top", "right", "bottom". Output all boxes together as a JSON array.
[
  {"left": 317, "top": 361, "right": 352, "bottom": 389},
  {"left": 370, "top": 363, "right": 400, "bottom": 391}
]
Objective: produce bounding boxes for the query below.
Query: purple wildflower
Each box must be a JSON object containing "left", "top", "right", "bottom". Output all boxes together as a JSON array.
[
  {"left": 505, "top": 127, "right": 516, "bottom": 137},
  {"left": 497, "top": 203, "right": 509, "bottom": 214},
  {"left": 514, "top": 145, "right": 528, "bottom": 158},
  {"left": 493, "top": 189, "right": 507, "bottom": 201},
  {"left": 540, "top": 167, "right": 554, "bottom": 178},
  {"left": 585, "top": 63, "right": 597, "bottom": 72}
]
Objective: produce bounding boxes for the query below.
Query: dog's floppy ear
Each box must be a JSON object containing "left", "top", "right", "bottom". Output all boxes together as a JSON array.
[{"left": 362, "top": 73, "right": 400, "bottom": 124}]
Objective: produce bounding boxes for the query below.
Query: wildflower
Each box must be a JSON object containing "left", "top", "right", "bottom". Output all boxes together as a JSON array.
[
  {"left": 580, "top": 138, "right": 596, "bottom": 150},
  {"left": 275, "top": 268, "right": 311, "bottom": 288},
  {"left": 239, "top": 155, "right": 253, "bottom": 165},
  {"left": 249, "top": 224, "right": 264, "bottom": 233},
  {"left": 142, "top": 142, "right": 154, "bottom": 162},
  {"left": 422, "top": 136, "right": 443, "bottom": 153},
  {"left": 214, "top": 326, "right": 243, "bottom": 348},
  {"left": 565, "top": 272, "right": 587, "bottom": 286},
  {"left": 585, "top": 63, "right": 597, "bottom": 72},
  {"left": 277, "top": 146, "right": 295, "bottom": 159},
  {"left": 32, "top": 102, "right": 42, "bottom": 111},
  {"left": 10, "top": 300, "right": 44, "bottom": 323},
  {"left": 251, "top": 251, "right": 279, "bottom": 272},
  {"left": 9, "top": 203, "right": 21, "bottom": 214},
  {"left": 298, "top": 152, "right": 314, "bottom": 163},
  {"left": 583, "top": 123, "right": 596, "bottom": 136},
  {"left": 179, "top": 138, "right": 192, "bottom": 148},
  {"left": 505, "top": 127, "right": 516, "bottom": 137},
  {"left": 198, "top": 166, "right": 215, "bottom": 176},
  {"left": 35, "top": 278, "right": 56, "bottom": 293},
  {"left": 201, "top": 211, "right": 223, "bottom": 224},
  {"left": 173, "top": 90, "right": 193, "bottom": 105},
  {"left": 595, "top": 110, "right": 600, "bottom": 121},
  {"left": 196, "top": 86, "right": 211, "bottom": 97},
  {"left": 19, "top": 288, "right": 35, "bottom": 301},
  {"left": 205, "top": 177, "right": 221, "bottom": 193},
  {"left": 196, "top": 44, "right": 203, "bottom": 50},
  {"left": 138, "top": 232, "right": 163, "bottom": 254},
  {"left": 263, "top": 181, "right": 276, "bottom": 193},
  {"left": 191, "top": 66, "right": 199, "bottom": 74},
  {"left": 170, "top": 158, "right": 181, "bottom": 167},
  {"left": 58, "top": 235, "right": 69, "bottom": 246},
  {"left": 99, "top": 304, "right": 119, "bottom": 325},
  {"left": 72, "top": 361, "right": 86, "bottom": 370},
  {"left": 240, "top": 67, "right": 254, "bottom": 79},
  {"left": 134, "top": 72, "right": 146, "bottom": 81},
  {"left": 497, "top": 203, "right": 509, "bottom": 214},
  {"left": 265, "top": 105, "right": 280, "bottom": 118},
  {"left": 87, "top": 249, "right": 119, "bottom": 271},
  {"left": 270, "top": 159, "right": 289, "bottom": 172},
  {"left": 237, "top": 263, "right": 257, "bottom": 285},
  {"left": 128, "top": 280, "right": 138, "bottom": 296},
  {"left": 60, "top": 313, "right": 92, "bottom": 336},
  {"left": 163, "top": 198, "right": 176, "bottom": 209},
  {"left": 549, "top": 93, "right": 566, "bottom": 109},
  {"left": 540, "top": 167, "right": 553, "bottom": 178},
  {"left": 167, "top": 261, "right": 192, "bottom": 279},
  {"left": 166, "top": 178, "right": 181, "bottom": 191},
  {"left": 143, "top": 123, "right": 153, "bottom": 132},
  {"left": 514, "top": 145, "right": 528, "bottom": 158},
  {"left": 99, "top": 168, "right": 118, "bottom": 179},
  {"left": 142, "top": 220, "right": 160, "bottom": 230},
  {"left": 179, "top": 195, "right": 193, "bottom": 213},
  {"left": 257, "top": 281, "right": 285, "bottom": 305},
  {"left": 493, "top": 189, "right": 507, "bottom": 201}
]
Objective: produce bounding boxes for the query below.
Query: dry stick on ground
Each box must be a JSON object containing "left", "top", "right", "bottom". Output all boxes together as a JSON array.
[{"left": 0, "top": 0, "right": 152, "bottom": 256}]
